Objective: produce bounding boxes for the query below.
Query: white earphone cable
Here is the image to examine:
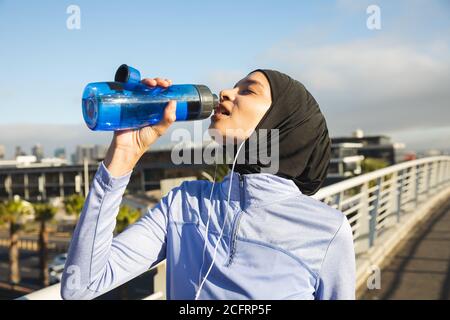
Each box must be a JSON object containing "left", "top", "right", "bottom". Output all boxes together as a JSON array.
[
  {"left": 197, "top": 163, "right": 218, "bottom": 288},
  {"left": 195, "top": 140, "right": 245, "bottom": 300}
]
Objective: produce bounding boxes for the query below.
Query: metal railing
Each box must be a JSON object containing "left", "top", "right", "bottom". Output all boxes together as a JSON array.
[
  {"left": 313, "top": 156, "right": 450, "bottom": 253},
  {"left": 313, "top": 156, "right": 450, "bottom": 291},
  {"left": 20, "top": 156, "right": 450, "bottom": 299}
]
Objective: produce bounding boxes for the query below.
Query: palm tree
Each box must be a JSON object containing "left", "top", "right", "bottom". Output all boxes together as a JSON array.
[
  {"left": 33, "top": 202, "right": 57, "bottom": 287},
  {"left": 361, "top": 157, "right": 389, "bottom": 173},
  {"left": 361, "top": 157, "right": 390, "bottom": 189},
  {"left": 115, "top": 205, "right": 141, "bottom": 234},
  {"left": 63, "top": 194, "right": 85, "bottom": 220},
  {"left": 0, "top": 195, "right": 33, "bottom": 284}
]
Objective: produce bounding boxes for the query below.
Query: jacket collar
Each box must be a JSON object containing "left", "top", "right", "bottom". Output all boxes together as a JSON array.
[{"left": 220, "top": 171, "right": 302, "bottom": 210}]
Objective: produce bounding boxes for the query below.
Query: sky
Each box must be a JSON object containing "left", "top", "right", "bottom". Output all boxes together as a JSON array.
[{"left": 0, "top": 0, "right": 449, "bottom": 159}]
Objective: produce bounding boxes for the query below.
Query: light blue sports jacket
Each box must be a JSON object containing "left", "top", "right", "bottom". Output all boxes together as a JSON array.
[{"left": 61, "top": 161, "right": 355, "bottom": 300}]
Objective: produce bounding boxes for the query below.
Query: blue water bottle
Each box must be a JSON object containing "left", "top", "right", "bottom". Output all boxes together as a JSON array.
[{"left": 82, "top": 64, "right": 218, "bottom": 131}]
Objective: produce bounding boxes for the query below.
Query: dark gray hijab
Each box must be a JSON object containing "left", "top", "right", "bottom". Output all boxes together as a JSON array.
[{"left": 229, "top": 69, "right": 331, "bottom": 196}]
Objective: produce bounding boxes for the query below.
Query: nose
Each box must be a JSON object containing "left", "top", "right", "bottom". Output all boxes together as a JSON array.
[{"left": 219, "top": 88, "right": 236, "bottom": 102}]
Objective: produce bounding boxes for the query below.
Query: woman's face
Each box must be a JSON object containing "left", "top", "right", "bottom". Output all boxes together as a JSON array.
[{"left": 208, "top": 71, "right": 272, "bottom": 143}]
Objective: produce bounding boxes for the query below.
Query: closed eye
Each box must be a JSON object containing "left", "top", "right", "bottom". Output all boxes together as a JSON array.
[{"left": 240, "top": 88, "right": 255, "bottom": 95}]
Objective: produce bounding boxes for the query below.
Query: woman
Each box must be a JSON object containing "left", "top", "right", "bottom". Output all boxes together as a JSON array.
[{"left": 60, "top": 69, "right": 356, "bottom": 300}]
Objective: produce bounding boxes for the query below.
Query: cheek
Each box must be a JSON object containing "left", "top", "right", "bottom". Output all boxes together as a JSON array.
[{"left": 234, "top": 98, "right": 270, "bottom": 129}]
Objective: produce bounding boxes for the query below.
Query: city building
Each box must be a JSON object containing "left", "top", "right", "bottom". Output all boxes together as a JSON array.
[
  {"left": 72, "top": 144, "right": 109, "bottom": 165},
  {"left": 331, "top": 129, "right": 406, "bottom": 165},
  {"left": 93, "top": 144, "right": 108, "bottom": 161},
  {"left": 0, "top": 155, "right": 38, "bottom": 168},
  {"left": 54, "top": 147, "right": 67, "bottom": 159},
  {"left": 0, "top": 133, "right": 409, "bottom": 202},
  {"left": 0, "top": 155, "right": 68, "bottom": 169},
  {"left": 72, "top": 145, "right": 95, "bottom": 164},
  {"left": 15, "top": 146, "right": 26, "bottom": 158},
  {"left": 0, "top": 145, "right": 209, "bottom": 201},
  {"left": 324, "top": 142, "right": 365, "bottom": 186},
  {"left": 32, "top": 144, "right": 44, "bottom": 162}
]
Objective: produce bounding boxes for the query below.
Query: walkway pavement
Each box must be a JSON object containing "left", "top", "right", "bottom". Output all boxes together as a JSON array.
[{"left": 361, "top": 196, "right": 450, "bottom": 299}]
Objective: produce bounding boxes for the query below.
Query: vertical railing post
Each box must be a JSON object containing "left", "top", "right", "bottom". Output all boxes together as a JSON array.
[
  {"left": 396, "top": 169, "right": 405, "bottom": 223},
  {"left": 426, "top": 162, "right": 432, "bottom": 195},
  {"left": 431, "top": 161, "right": 438, "bottom": 191},
  {"left": 414, "top": 164, "right": 420, "bottom": 207},
  {"left": 355, "top": 182, "right": 370, "bottom": 255},
  {"left": 433, "top": 160, "right": 439, "bottom": 189},
  {"left": 384, "top": 172, "right": 398, "bottom": 229},
  {"left": 369, "top": 177, "right": 382, "bottom": 247},
  {"left": 336, "top": 191, "right": 343, "bottom": 211},
  {"left": 435, "top": 160, "right": 441, "bottom": 190}
]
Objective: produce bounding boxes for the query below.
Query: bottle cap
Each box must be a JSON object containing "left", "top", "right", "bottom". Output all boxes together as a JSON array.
[
  {"left": 195, "top": 85, "right": 218, "bottom": 120},
  {"left": 114, "top": 64, "right": 141, "bottom": 83}
]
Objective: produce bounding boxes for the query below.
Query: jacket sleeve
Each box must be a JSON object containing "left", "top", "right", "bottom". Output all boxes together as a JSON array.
[
  {"left": 60, "top": 162, "right": 173, "bottom": 300},
  {"left": 315, "top": 217, "right": 356, "bottom": 300}
]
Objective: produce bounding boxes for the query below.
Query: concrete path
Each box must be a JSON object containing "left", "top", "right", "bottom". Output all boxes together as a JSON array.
[{"left": 361, "top": 196, "right": 450, "bottom": 299}]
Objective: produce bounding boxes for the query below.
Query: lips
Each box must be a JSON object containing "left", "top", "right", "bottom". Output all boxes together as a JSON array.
[{"left": 214, "top": 103, "right": 231, "bottom": 116}]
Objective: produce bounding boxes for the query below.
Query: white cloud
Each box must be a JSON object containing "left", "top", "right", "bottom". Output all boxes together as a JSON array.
[
  {"left": 260, "top": 37, "right": 450, "bottom": 139},
  {"left": 204, "top": 69, "right": 248, "bottom": 94},
  {"left": 203, "top": 36, "right": 450, "bottom": 151}
]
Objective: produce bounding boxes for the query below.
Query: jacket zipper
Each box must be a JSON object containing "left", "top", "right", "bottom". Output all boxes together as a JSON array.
[{"left": 224, "top": 173, "right": 245, "bottom": 267}]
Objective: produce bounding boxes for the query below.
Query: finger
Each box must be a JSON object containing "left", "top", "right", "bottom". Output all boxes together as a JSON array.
[
  {"left": 141, "top": 78, "right": 157, "bottom": 87},
  {"left": 146, "top": 100, "right": 177, "bottom": 138},
  {"left": 163, "top": 99, "right": 177, "bottom": 122},
  {"left": 154, "top": 77, "right": 170, "bottom": 87},
  {"left": 141, "top": 78, "right": 172, "bottom": 88}
]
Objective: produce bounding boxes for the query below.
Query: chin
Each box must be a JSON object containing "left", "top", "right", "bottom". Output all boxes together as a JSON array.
[
  {"left": 208, "top": 118, "right": 250, "bottom": 145},
  {"left": 207, "top": 124, "right": 226, "bottom": 145},
  {"left": 208, "top": 117, "right": 225, "bottom": 135}
]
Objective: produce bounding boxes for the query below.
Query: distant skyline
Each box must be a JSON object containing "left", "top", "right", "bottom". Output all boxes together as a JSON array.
[
  {"left": 1, "top": 0, "right": 449, "bottom": 158},
  {"left": 1, "top": 123, "right": 449, "bottom": 160}
]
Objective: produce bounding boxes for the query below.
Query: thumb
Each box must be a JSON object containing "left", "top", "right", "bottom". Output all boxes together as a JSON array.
[{"left": 139, "top": 100, "right": 177, "bottom": 145}]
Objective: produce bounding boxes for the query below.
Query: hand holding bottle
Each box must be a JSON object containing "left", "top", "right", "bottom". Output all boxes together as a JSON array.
[{"left": 104, "top": 77, "right": 176, "bottom": 177}]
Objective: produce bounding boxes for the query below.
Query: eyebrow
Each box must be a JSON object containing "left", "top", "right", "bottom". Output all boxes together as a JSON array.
[{"left": 233, "top": 79, "right": 265, "bottom": 90}]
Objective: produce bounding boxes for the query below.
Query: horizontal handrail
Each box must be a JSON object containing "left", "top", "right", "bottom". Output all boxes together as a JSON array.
[{"left": 313, "top": 156, "right": 449, "bottom": 200}]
